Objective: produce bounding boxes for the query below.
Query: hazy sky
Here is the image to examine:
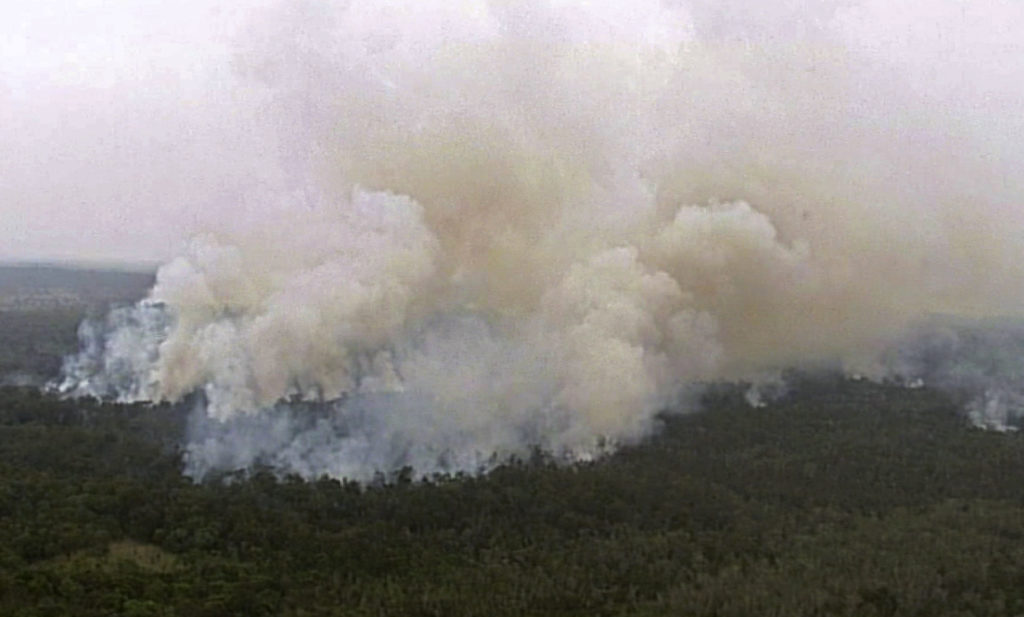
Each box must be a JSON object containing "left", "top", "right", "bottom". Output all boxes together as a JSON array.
[
  {"left": 37, "top": 0, "right": 1024, "bottom": 478},
  {"left": 1, "top": 0, "right": 271, "bottom": 264},
  {"left": 3, "top": 0, "right": 1024, "bottom": 264}
]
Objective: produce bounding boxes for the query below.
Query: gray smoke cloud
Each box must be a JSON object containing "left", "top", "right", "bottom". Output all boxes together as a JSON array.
[{"left": 55, "top": 0, "right": 1024, "bottom": 480}]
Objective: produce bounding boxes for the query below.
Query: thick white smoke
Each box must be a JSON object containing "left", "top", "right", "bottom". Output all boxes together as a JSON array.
[{"left": 58, "top": 0, "right": 1024, "bottom": 479}]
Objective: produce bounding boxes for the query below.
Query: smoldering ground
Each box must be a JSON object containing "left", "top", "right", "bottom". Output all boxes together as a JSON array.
[{"left": 48, "top": 0, "right": 1024, "bottom": 480}]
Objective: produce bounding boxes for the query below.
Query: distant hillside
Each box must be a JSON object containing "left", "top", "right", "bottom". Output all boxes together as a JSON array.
[
  {"left": 0, "top": 265, "right": 155, "bottom": 385},
  {"left": 0, "top": 264, "right": 154, "bottom": 311}
]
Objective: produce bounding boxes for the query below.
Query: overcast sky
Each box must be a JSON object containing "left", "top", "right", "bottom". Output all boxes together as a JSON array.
[
  {"left": 2, "top": 0, "right": 1023, "bottom": 266},
  {"left": 1, "top": 0, "right": 273, "bottom": 265}
]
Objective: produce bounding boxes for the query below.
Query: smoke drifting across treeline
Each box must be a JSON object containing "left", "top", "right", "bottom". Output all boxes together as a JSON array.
[{"left": 56, "top": 0, "right": 1024, "bottom": 480}]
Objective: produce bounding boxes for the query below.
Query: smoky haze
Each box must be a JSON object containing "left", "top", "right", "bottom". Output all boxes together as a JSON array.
[
  {"left": 0, "top": 0, "right": 279, "bottom": 263},
  {"left": 29, "top": 0, "right": 1024, "bottom": 479}
]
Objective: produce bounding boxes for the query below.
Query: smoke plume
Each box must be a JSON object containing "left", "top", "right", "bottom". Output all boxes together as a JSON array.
[{"left": 57, "top": 0, "right": 1024, "bottom": 479}]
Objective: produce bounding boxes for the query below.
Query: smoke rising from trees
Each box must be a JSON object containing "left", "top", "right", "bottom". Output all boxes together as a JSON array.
[{"left": 51, "top": 0, "right": 1024, "bottom": 479}]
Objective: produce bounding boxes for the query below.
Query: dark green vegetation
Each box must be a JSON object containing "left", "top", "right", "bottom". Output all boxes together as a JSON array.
[
  {"left": 1, "top": 266, "right": 1024, "bottom": 616},
  {"left": 3, "top": 383, "right": 1024, "bottom": 616}
]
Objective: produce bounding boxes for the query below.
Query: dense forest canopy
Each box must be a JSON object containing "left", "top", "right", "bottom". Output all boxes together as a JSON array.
[
  {"left": 7, "top": 0, "right": 1024, "bottom": 612},
  {"left": 1, "top": 266, "right": 1024, "bottom": 616}
]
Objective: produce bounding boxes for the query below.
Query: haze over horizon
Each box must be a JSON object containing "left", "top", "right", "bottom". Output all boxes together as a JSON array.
[
  {"left": 7, "top": 7, "right": 1024, "bottom": 614},
  {"left": 30, "top": 0, "right": 1024, "bottom": 480}
]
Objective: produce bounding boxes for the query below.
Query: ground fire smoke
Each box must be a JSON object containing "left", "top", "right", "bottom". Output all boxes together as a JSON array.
[{"left": 56, "top": 0, "right": 1024, "bottom": 480}]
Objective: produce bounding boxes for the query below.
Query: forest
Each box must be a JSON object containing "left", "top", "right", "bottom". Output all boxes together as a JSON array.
[{"left": 1, "top": 265, "right": 1024, "bottom": 616}]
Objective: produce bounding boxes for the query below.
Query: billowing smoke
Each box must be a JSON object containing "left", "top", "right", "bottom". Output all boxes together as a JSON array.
[{"left": 57, "top": 0, "right": 1024, "bottom": 480}]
